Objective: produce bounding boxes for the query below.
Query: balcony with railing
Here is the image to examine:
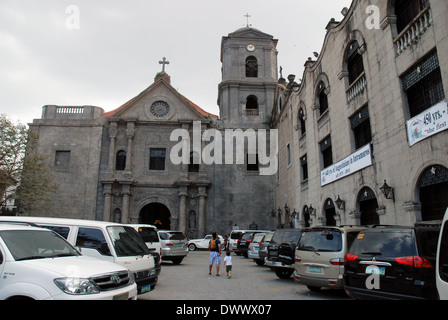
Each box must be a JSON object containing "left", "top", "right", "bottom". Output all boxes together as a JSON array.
[
  {"left": 346, "top": 72, "right": 367, "bottom": 103},
  {"left": 394, "top": 6, "right": 433, "bottom": 56}
]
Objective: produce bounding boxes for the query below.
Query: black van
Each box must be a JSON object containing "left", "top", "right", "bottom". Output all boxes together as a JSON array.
[
  {"left": 266, "top": 229, "right": 302, "bottom": 279},
  {"left": 344, "top": 224, "right": 440, "bottom": 300}
]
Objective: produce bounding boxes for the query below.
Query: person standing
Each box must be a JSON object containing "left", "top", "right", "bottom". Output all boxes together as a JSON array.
[
  {"left": 224, "top": 251, "right": 232, "bottom": 279},
  {"left": 208, "top": 232, "right": 221, "bottom": 276}
]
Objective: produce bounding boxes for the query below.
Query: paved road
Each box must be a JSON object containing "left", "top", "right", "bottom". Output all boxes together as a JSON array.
[{"left": 139, "top": 250, "right": 350, "bottom": 300}]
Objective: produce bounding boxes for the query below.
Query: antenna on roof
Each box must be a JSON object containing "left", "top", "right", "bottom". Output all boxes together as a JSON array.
[{"left": 244, "top": 13, "right": 252, "bottom": 27}]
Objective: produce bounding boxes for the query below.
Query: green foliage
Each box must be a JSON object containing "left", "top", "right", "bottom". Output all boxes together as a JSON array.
[{"left": 0, "top": 114, "right": 58, "bottom": 212}]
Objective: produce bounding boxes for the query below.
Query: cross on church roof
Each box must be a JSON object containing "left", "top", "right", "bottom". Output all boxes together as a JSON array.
[
  {"left": 159, "top": 57, "right": 170, "bottom": 73},
  {"left": 244, "top": 13, "right": 252, "bottom": 27}
]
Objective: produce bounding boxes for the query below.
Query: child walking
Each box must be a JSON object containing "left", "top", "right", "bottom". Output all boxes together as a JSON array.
[{"left": 224, "top": 251, "right": 232, "bottom": 279}]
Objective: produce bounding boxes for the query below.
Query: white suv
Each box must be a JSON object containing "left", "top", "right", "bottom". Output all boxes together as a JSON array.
[{"left": 0, "top": 224, "right": 137, "bottom": 300}]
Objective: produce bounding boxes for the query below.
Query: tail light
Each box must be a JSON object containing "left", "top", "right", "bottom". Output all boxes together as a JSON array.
[
  {"left": 344, "top": 253, "right": 358, "bottom": 263},
  {"left": 395, "top": 256, "right": 433, "bottom": 268},
  {"left": 330, "top": 258, "right": 344, "bottom": 266},
  {"left": 295, "top": 255, "right": 302, "bottom": 263},
  {"left": 166, "top": 243, "right": 174, "bottom": 247}
]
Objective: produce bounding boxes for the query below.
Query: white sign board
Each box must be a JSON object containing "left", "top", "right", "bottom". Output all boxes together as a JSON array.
[
  {"left": 407, "top": 101, "right": 448, "bottom": 147},
  {"left": 321, "top": 144, "right": 373, "bottom": 186}
]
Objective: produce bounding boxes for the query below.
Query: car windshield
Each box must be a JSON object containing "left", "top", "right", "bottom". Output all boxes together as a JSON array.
[
  {"left": 271, "top": 230, "right": 301, "bottom": 244},
  {"left": 298, "top": 230, "right": 343, "bottom": 252},
  {"left": 349, "top": 230, "right": 416, "bottom": 257},
  {"left": 263, "top": 233, "right": 274, "bottom": 242},
  {"left": 160, "top": 232, "right": 186, "bottom": 241},
  {"left": 107, "top": 226, "right": 150, "bottom": 257},
  {"left": 0, "top": 230, "right": 80, "bottom": 261},
  {"left": 137, "top": 227, "right": 160, "bottom": 243},
  {"left": 253, "top": 233, "right": 265, "bottom": 243}
]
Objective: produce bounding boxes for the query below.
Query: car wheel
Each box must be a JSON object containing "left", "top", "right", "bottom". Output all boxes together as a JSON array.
[
  {"left": 172, "top": 257, "right": 183, "bottom": 265},
  {"left": 255, "top": 259, "right": 265, "bottom": 266},
  {"left": 274, "top": 269, "right": 293, "bottom": 279},
  {"left": 307, "top": 286, "right": 322, "bottom": 292},
  {"left": 188, "top": 244, "right": 196, "bottom": 251}
]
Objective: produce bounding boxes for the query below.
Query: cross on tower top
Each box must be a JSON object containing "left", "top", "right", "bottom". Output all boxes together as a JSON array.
[
  {"left": 159, "top": 57, "right": 170, "bottom": 73},
  {"left": 244, "top": 13, "right": 252, "bottom": 27}
]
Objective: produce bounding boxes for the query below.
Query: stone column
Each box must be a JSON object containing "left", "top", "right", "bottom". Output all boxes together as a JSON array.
[
  {"left": 198, "top": 187, "right": 207, "bottom": 237},
  {"left": 107, "top": 122, "right": 118, "bottom": 171},
  {"left": 125, "top": 121, "right": 135, "bottom": 172},
  {"left": 178, "top": 186, "right": 188, "bottom": 235},
  {"left": 103, "top": 184, "right": 113, "bottom": 222},
  {"left": 121, "top": 184, "right": 131, "bottom": 223}
]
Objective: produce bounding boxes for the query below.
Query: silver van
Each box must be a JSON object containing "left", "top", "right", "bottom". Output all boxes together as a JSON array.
[
  {"left": 294, "top": 225, "right": 366, "bottom": 291},
  {"left": 158, "top": 230, "right": 188, "bottom": 265}
]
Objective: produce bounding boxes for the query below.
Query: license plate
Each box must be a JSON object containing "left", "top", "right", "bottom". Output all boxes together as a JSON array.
[
  {"left": 309, "top": 266, "right": 322, "bottom": 274},
  {"left": 365, "top": 265, "right": 385, "bottom": 276},
  {"left": 113, "top": 293, "right": 129, "bottom": 300},
  {"left": 141, "top": 285, "right": 152, "bottom": 294},
  {"left": 177, "top": 243, "right": 183, "bottom": 247}
]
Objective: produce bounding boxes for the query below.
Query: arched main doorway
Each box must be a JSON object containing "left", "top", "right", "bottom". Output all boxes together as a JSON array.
[
  {"left": 418, "top": 165, "right": 448, "bottom": 221},
  {"left": 324, "top": 198, "right": 337, "bottom": 226},
  {"left": 358, "top": 187, "right": 379, "bottom": 225},
  {"left": 140, "top": 203, "right": 171, "bottom": 230}
]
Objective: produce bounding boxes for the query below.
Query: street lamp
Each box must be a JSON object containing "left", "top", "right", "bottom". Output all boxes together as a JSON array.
[
  {"left": 380, "top": 180, "right": 395, "bottom": 202},
  {"left": 335, "top": 195, "right": 345, "bottom": 211}
]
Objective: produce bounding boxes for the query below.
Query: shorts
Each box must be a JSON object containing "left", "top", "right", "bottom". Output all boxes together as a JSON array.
[
  {"left": 226, "top": 265, "right": 232, "bottom": 272},
  {"left": 209, "top": 251, "right": 221, "bottom": 265}
]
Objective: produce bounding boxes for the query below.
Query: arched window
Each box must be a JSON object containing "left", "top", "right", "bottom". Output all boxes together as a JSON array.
[
  {"left": 298, "top": 108, "right": 306, "bottom": 136},
  {"left": 246, "top": 56, "right": 258, "bottom": 78},
  {"left": 317, "top": 81, "right": 329, "bottom": 116},
  {"left": 346, "top": 41, "right": 365, "bottom": 85},
  {"left": 188, "top": 151, "right": 200, "bottom": 173},
  {"left": 115, "top": 150, "right": 126, "bottom": 171},
  {"left": 246, "top": 95, "right": 259, "bottom": 115}
]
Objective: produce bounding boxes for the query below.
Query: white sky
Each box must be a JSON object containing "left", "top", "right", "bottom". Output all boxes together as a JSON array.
[{"left": 0, "top": 0, "right": 353, "bottom": 125}]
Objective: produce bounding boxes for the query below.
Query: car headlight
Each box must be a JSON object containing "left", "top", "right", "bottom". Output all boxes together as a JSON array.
[{"left": 54, "top": 278, "right": 100, "bottom": 295}]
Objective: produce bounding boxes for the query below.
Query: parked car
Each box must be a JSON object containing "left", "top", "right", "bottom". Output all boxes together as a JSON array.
[
  {"left": 0, "top": 216, "right": 157, "bottom": 295},
  {"left": 294, "top": 226, "right": 366, "bottom": 291},
  {"left": 187, "top": 234, "right": 224, "bottom": 251},
  {"left": 130, "top": 224, "right": 162, "bottom": 276},
  {"left": 237, "top": 232, "right": 255, "bottom": 257},
  {"left": 437, "top": 208, "right": 448, "bottom": 299},
  {"left": 229, "top": 229, "right": 270, "bottom": 255},
  {"left": 344, "top": 224, "right": 440, "bottom": 300},
  {"left": 248, "top": 232, "right": 273, "bottom": 265},
  {"left": 0, "top": 224, "right": 138, "bottom": 300},
  {"left": 266, "top": 229, "right": 302, "bottom": 279},
  {"left": 258, "top": 232, "right": 274, "bottom": 265},
  {"left": 158, "top": 230, "right": 188, "bottom": 264}
]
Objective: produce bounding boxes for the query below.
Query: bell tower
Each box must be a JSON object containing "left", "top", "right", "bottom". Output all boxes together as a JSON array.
[{"left": 218, "top": 27, "right": 279, "bottom": 128}]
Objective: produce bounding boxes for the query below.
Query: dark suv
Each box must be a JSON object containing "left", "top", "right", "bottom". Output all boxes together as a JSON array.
[
  {"left": 266, "top": 229, "right": 302, "bottom": 279},
  {"left": 344, "top": 223, "right": 440, "bottom": 300}
]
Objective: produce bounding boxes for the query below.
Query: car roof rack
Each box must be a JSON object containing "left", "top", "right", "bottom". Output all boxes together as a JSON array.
[
  {"left": 0, "top": 221, "right": 40, "bottom": 227},
  {"left": 414, "top": 220, "right": 442, "bottom": 228}
]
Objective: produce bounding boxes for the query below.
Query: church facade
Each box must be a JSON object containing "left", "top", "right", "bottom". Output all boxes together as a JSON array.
[{"left": 27, "top": 27, "right": 278, "bottom": 238}]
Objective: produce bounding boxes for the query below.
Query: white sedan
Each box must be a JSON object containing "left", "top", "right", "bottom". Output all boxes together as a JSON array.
[{"left": 187, "top": 235, "right": 224, "bottom": 251}]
